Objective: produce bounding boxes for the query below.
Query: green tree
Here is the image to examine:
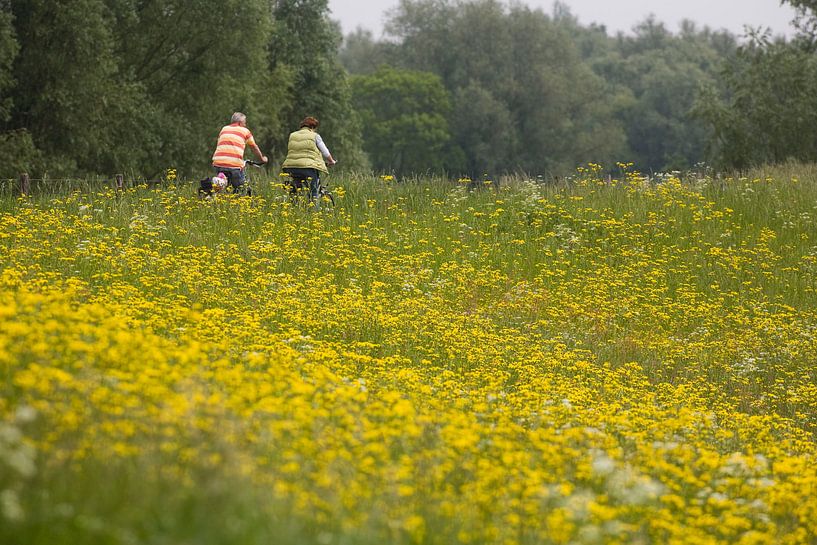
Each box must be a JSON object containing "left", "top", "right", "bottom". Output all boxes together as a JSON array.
[
  {"left": 384, "top": 0, "right": 626, "bottom": 175},
  {"left": 0, "top": 3, "right": 17, "bottom": 123},
  {"left": 0, "top": 4, "right": 39, "bottom": 179},
  {"left": 0, "top": 130, "right": 44, "bottom": 179},
  {"left": 785, "top": 0, "right": 817, "bottom": 45},
  {"left": 0, "top": 0, "right": 359, "bottom": 177},
  {"left": 1, "top": 0, "right": 292, "bottom": 178},
  {"left": 695, "top": 32, "right": 817, "bottom": 169},
  {"left": 788, "top": 0, "right": 817, "bottom": 9},
  {"left": 451, "top": 83, "right": 513, "bottom": 176},
  {"left": 688, "top": 2, "right": 817, "bottom": 169},
  {"left": 3, "top": 0, "right": 128, "bottom": 174},
  {"left": 339, "top": 28, "right": 397, "bottom": 75},
  {"left": 269, "top": 0, "right": 364, "bottom": 167},
  {"left": 351, "top": 66, "right": 453, "bottom": 174},
  {"left": 585, "top": 18, "right": 736, "bottom": 172},
  {"left": 108, "top": 0, "right": 278, "bottom": 176}
]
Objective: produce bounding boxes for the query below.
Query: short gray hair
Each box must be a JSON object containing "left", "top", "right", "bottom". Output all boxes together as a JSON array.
[{"left": 231, "top": 112, "right": 246, "bottom": 124}]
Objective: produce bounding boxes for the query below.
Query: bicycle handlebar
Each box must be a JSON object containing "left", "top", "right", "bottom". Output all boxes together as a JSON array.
[{"left": 244, "top": 159, "right": 265, "bottom": 167}]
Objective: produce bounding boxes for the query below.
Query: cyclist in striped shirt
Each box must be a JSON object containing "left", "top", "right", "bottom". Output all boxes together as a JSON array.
[{"left": 211, "top": 112, "right": 268, "bottom": 195}]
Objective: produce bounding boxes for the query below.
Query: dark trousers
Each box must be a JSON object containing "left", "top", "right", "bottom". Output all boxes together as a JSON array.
[
  {"left": 214, "top": 166, "right": 248, "bottom": 195},
  {"left": 283, "top": 167, "right": 320, "bottom": 201}
]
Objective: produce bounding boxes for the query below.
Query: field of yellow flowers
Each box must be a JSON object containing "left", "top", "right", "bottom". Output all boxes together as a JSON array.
[{"left": 1, "top": 167, "right": 816, "bottom": 544}]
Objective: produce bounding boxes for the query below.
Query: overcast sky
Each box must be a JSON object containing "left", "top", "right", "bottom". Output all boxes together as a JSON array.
[{"left": 327, "top": 0, "right": 798, "bottom": 38}]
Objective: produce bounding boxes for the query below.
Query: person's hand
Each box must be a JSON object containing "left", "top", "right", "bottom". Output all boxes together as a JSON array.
[
  {"left": 328, "top": 156, "right": 337, "bottom": 166},
  {"left": 261, "top": 155, "right": 269, "bottom": 164}
]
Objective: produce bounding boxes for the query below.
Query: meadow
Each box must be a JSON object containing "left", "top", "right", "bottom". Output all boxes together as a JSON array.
[{"left": 1, "top": 165, "right": 816, "bottom": 545}]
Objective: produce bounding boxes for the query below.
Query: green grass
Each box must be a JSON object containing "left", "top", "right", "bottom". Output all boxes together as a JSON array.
[{"left": 2, "top": 165, "right": 817, "bottom": 544}]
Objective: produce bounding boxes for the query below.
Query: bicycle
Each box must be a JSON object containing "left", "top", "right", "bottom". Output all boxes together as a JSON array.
[
  {"left": 240, "top": 159, "right": 265, "bottom": 197},
  {"left": 281, "top": 169, "right": 336, "bottom": 209},
  {"left": 199, "top": 159, "right": 265, "bottom": 199}
]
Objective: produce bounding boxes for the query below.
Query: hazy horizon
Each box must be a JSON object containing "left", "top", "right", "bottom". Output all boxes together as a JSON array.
[{"left": 328, "top": 0, "right": 798, "bottom": 38}]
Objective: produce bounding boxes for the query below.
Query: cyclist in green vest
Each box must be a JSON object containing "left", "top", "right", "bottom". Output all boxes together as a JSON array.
[{"left": 281, "top": 116, "right": 337, "bottom": 202}]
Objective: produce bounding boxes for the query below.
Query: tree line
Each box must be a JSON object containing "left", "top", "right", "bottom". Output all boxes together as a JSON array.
[
  {"left": 0, "top": 0, "right": 363, "bottom": 180},
  {"left": 1, "top": 0, "right": 816, "bottom": 180}
]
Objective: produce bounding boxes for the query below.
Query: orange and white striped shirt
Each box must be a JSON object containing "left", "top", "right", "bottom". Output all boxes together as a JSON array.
[{"left": 212, "top": 123, "right": 257, "bottom": 169}]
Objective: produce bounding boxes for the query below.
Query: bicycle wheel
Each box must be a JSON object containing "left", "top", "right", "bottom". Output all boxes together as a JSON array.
[
  {"left": 317, "top": 188, "right": 335, "bottom": 209},
  {"left": 282, "top": 177, "right": 307, "bottom": 206}
]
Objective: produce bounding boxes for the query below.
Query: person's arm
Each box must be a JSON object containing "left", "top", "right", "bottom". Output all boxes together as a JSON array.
[
  {"left": 250, "top": 143, "right": 268, "bottom": 164},
  {"left": 315, "top": 134, "right": 336, "bottom": 165},
  {"left": 247, "top": 132, "right": 268, "bottom": 163}
]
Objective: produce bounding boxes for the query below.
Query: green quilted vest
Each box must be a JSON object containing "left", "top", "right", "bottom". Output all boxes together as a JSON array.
[{"left": 282, "top": 128, "right": 327, "bottom": 173}]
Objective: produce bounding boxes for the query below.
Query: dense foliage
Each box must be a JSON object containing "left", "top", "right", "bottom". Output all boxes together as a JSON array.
[
  {"left": 381, "top": 0, "right": 626, "bottom": 176},
  {"left": 340, "top": 1, "right": 739, "bottom": 174},
  {"left": 578, "top": 18, "right": 736, "bottom": 172},
  {"left": 342, "top": 0, "right": 817, "bottom": 174},
  {"left": 351, "top": 66, "right": 453, "bottom": 175},
  {"left": 0, "top": 0, "right": 360, "bottom": 179},
  {"left": 695, "top": 34, "right": 817, "bottom": 169},
  {"left": 2, "top": 0, "right": 817, "bottom": 177}
]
